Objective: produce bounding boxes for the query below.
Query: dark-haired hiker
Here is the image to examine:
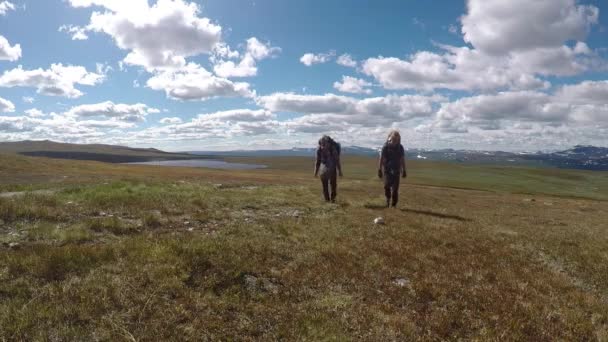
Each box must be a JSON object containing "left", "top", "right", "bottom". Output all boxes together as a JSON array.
[
  {"left": 314, "top": 135, "right": 343, "bottom": 202},
  {"left": 378, "top": 130, "right": 407, "bottom": 207}
]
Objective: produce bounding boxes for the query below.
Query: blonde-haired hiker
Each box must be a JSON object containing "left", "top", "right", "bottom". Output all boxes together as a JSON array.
[{"left": 378, "top": 130, "right": 407, "bottom": 207}]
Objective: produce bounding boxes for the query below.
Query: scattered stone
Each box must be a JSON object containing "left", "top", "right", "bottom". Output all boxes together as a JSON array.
[
  {"left": 243, "top": 274, "right": 258, "bottom": 292},
  {"left": 66, "top": 201, "right": 74, "bottom": 205},
  {"left": 291, "top": 210, "right": 302, "bottom": 218},
  {"left": 262, "top": 279, "right": 279, "bottom": 294},
  {"left": 184, "top": 221, "right": 190, "bottom": 225},
  {"left": 213, "top": 183, "right": 223, "bottom": 189},
  {"left": 374, "top": 217, "right": 385, "bottom": 225},
  {"left": 187, "top": 227, "right": 194, "bottom": 232},
  {"left": 243, "top": 274, "right": 279, "bottom": 294},
  {"left": 523, "top": 198, "right": 533, "bottom": 202},
  {"left": 241, "top": 186, "right": 259, "bottom": 190},
  {"left": 544, "top": 202, "right": 553, "bottom": 206},
  {"left": 99, "top": 211, "right": 107, "bottom": 217},
  {"left": 392, "top": 277, "right": 410, "bottom": 287},
  {"left": 8, "top": 242, "right": 20, "bottom": 249}
]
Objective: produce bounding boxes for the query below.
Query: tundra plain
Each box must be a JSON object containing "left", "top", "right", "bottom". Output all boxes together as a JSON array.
[{"left": 1, "top": 153, "right": 607, "bottom": 340}]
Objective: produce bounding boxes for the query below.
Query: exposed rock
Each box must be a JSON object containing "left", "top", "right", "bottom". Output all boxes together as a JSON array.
[
  {"left": 392, "top": 277, "right": 410, "bottom": 287},
  {"left": 8, "top": 242, "right": 20, "bottom": 249},
  {"left": 374, "top": 217, "right": 385, "bottom": 225},
  {"left": 243, "top": 274, "right": 279, "bottom": 294}
]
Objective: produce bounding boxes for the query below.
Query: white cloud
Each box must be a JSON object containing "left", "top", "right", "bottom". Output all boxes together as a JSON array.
[
  {"left": 159, "top": 117, "right": 182, "bottom": 124},
  {"left": 448, "top": 24, "right": 458, "bottom": 35},
  {"left": 363, "top": 48, "right": 548, "bottom": 92},
  {"left": 213, "top": 56, "right": 257, "bottom": 78},
  {"left": 246, "top": 37, "right": 280, "bottom": 60},
  {"left": 258, "top": 92, "right": 443, "bottom": 128},
  {"left": 336, "top": 54, "right": 357, "bottom": 68},
  {"left": 22, "top": 96, "right": 34, "bottom": 104},
  {"left": 65, "top": 101, "right": 160, "bottom": 122},
  {"left": 0, "top": 114, "right": 129, "bottom": 141},
  {"left": 257, "top": 93, "right": 352, "bottom": 114},
  {"left": 333, "top": 76, "right": 372, "bottom": 94},
  {"left": 0, "top": 1, "right": 15, "bottom": 15},
  {"left": 211, "top": 42, "right": 240, "bottom": 60},
  {"left": 462, "top": 0, "right": 599, "bottom": 55},
  {"left": 59, "top": 25, "right": 89, "bottom": 40},
  {"left": 135, "top": 109, "right": 279, "bottom": 141},
  {"left": 0, "top": 35, "right": 21, "bottom": 61},
  {"left": 432, "top": 84, "right": 608, "bottom": 133},
  {"left": 213, "top": 37, "right": 280, "bottom": 78},
  {"left": 300, "top": 51, "right": 335, "bottom": 66},
  {"left": 0, "top": 64, "right": 105, "bottom": 98},
  {"left": 555, "top": 80, "right": 608, "bottom": 105},
  {"left": 70, "top": 0, "right": 222, "bottom": 70},
  {"left": 0, "top": 97, "right": 15, "bottom": 112},
  {"left": 146, "top": 63, "right": 254, "bottom": 101},
  {"left": 25, "top": 108, "right": 45, "bottom": 117},
  {"left": 362, "top": 0, "right": 603, "bottom": 93},
  {"left": 197, "top": 108, "right": 274, "bottom": 122}
]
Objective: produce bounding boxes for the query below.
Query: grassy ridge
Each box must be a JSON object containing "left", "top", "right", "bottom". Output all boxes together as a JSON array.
[
  {"left": 229, "top": 156, "right": 608, "bottom": 200},
  {"left": 0, "top": 153, "right": 607, "bottom": 340}
]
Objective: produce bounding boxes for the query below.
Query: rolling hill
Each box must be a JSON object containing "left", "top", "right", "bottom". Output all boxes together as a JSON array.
[{"left": 0, "top": 140, "right": 206, "bottom": 163}]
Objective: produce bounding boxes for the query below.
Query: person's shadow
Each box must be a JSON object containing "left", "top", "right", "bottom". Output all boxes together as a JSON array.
[
  {"left": 363, "top": 203, "right": 471, "bottom": 222},
  {"left": 400, "top": 208, "right": 471, "bottom": 222}
]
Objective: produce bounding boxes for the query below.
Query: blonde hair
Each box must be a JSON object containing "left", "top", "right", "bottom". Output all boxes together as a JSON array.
[{"left": 387, "top": 130, "right": 401, "bottom": 144}]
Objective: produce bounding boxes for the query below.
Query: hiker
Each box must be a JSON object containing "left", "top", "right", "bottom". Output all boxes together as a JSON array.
[
  {"left": 378, "top": 130, "right": 407, "bottom": 207},
  {"left": 314, "top": 135, "right": 343, "bottom": 202}
]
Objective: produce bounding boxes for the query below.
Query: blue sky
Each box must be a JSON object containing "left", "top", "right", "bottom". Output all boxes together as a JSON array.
[{"left": 0, "top": 0, "right": 607, "bottom": 151}]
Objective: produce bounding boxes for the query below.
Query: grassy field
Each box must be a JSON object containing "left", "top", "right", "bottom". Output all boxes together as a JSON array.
[{"left": 1, "top": 153, "right": 607, "bottom": 340}]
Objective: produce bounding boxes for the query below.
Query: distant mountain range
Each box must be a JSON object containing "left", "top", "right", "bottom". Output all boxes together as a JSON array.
[
  {"left": 0, "top": 140, "right": 605, "bottom": 171},
  {"left": 188, "top": 145, "right": 608, "bottom": 171}
]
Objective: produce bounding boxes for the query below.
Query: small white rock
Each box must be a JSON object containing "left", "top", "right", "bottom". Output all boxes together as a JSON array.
[
  {"left": 393, "top": 277, "right": 410, "bottom": 287},
  {"left": 374, "top": 217, "right": 385, "bottom": 225}
]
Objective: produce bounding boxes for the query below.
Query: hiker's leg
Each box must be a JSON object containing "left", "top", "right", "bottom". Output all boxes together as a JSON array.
[
  {"left": 330, "top": 169, "right": 337, "bottom": 202},
  {"left": 321, "top": 174, "right": 330, "bottom": 202},
  {"left": 391, "top": 176, "right": 401, "bottom": 207},
  {"left": 384, "top": 182, "right": 391, "bottom": 207}
]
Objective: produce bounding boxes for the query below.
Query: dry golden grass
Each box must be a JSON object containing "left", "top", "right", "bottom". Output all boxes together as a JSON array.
[{"left": 0, "top": 153, "right": 607, "bottom": 340}]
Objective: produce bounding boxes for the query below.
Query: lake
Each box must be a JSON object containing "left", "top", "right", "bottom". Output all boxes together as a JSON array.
[{"left": 127, "top": 159, "right": 267, "bottom": 170}]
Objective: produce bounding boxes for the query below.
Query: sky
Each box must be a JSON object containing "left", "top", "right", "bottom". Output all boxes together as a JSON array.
[{"left": 0, "top": 0, "right": 607, "bottom": 152}]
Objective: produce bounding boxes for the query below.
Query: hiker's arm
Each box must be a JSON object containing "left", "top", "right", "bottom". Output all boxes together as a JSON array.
[
  {"left": 314, "top": 149, "right": 320, "bottom": 177},
  {"left": 401, "top": 148, "right": 407, "bottom": 178},
  {"left": 377, "top": 150, "right": 384, "bottom": 178}
]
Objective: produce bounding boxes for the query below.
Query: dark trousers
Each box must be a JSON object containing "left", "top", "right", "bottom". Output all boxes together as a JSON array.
[
  {"left": 384, "top": 171, "right": 400, "bottom": 206},
  {"left": 320, "top": 169, "right": 337, "bottom": 202}
]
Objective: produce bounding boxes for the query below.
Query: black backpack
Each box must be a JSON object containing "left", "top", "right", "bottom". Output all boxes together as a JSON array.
[{"left": 331, "top": 139, "right": 341, "bottom": 156}]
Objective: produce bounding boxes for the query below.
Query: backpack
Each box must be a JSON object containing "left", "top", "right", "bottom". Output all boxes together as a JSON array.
[{"left": 329, "top": 138, "right": 341, "bottom": 156}]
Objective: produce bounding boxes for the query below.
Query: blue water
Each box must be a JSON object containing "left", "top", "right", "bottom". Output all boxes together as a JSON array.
[{"left": 127, "top": 159, "right": 267, "bottom": 170}]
